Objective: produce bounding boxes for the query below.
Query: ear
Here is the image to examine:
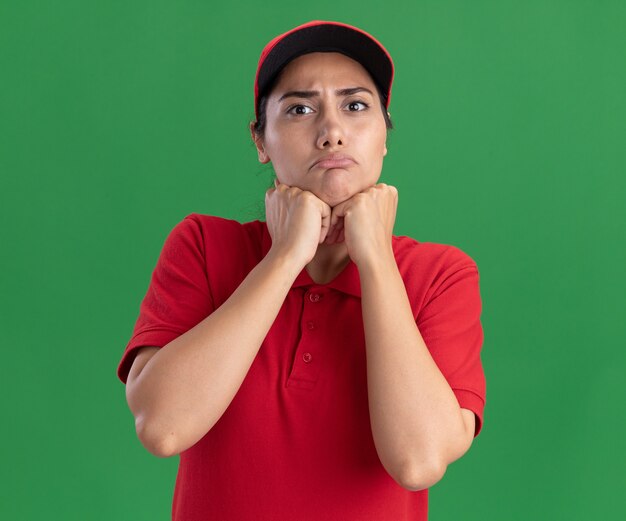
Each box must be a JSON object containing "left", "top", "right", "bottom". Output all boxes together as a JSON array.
[
  {"left": 383, "top": 142, "right": 388, "bottom": 157},
  {"left": 250, "top": 122, "right": 270, "bottom": 164}
]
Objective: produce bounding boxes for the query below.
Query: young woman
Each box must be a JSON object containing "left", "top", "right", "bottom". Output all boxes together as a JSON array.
[{"left": 117, "top": 20, "right": 486, "bottom": 520}]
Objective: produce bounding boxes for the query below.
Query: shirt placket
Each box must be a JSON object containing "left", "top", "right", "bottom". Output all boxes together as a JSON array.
[{"left": 286, "top": 287, "right": 326, "bottom": 390}]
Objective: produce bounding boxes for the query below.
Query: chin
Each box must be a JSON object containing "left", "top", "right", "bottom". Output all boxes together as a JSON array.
[
  {"left": 325, "top": 194, "right": 350, "bottom": 208},
  {"left": 331, "top": 188, "right": 365, "bottom": 206}
]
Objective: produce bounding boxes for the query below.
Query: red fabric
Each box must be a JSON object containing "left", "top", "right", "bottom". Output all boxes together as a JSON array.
[{"left": 117, "top": 213, "right": 486, "bottom": 521}]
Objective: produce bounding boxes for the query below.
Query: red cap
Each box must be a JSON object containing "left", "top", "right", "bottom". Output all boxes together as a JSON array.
[{"left": 253, "top": 20, "right": 394, "bottom": 121}]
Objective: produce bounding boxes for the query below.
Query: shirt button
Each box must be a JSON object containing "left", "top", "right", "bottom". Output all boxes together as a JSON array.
[
  {"left": 302, "top": 352, "right": 312, "bottom": 363},
  {"left": 306, "top": 321, "right": 316, "bottom": 330},
  {"left": 309, "top": 293, "right": 321, "bottom": 302}
]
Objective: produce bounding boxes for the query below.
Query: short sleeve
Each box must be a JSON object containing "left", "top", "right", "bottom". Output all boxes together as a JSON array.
[
  {"left": 417, "top": 252, "right": 486, "bottom": 437},
  {"left": 116, "top": 215, "right": 215, "bottom": 384}
]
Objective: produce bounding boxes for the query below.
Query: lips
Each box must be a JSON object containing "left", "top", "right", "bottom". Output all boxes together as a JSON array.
[{"left": 311, "top": 154, "right": 356, "bottom": 170}]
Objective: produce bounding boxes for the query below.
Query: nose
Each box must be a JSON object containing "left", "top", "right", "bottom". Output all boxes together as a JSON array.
[{"left": 315, "top": 106, "right": 346, "bottom": 149}]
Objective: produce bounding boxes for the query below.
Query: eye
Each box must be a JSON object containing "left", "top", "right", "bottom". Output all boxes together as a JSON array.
[
  {"left": 346, "top": 100, "right": 369, "bottom": 112},
  {"left": 287, "top": 104, "right": 314, "bottom": 115}
]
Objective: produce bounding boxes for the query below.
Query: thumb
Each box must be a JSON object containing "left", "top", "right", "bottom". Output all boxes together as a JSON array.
[{"left": 330, "top": 200, "right": 347, "bottom": 228}]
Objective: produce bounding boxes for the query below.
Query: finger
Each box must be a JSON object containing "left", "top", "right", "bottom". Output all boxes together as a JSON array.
[
  {"left": 320, "top": 216, "right": 330, "bottom": 243},
  {"left": 325, "top": 217, "right": 336, "bottom": 244},
  {"left": 324, "top": 221, "right": 335, "bottom": 244},
  {"left": 319, "top": 200, "right": 332, "bottom": 243},
  {"left": 265, "top": 186, "right": 278, "bottom": 205},
  {"left": 329, "top": 208, "right": 339, "bottom": 231},
  {"left": 321, "top": 227, "right": 332, "bottom": 244},
  {"left": 327, "top": 217, "right": 343, "bottom": 244},
  {"left": 330, "top": 201, "right": 346, "bottom": 230}
]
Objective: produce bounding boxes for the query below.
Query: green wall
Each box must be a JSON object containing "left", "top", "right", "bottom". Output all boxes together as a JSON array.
[{"left": 1, "top": 1, "right": 624, "bottom": 519}]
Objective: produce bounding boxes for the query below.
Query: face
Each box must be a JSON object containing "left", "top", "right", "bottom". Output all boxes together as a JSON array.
[{"left": 252, "top": 52, "right": 388, "bottom": 207}]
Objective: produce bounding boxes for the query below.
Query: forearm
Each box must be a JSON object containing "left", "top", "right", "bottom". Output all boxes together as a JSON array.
[
  {"left": 128, "top": 248, "right": 301, "bottom": 457},
  {"left": 359, "top": 252, "right": 468, "bottom": 490}
]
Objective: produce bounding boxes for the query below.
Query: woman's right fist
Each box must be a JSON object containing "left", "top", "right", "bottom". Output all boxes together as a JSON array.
[{"left": 265, "top": 180, "right": 332, "bottom": 267}]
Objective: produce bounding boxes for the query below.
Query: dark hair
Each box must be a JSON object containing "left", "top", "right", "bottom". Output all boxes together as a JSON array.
[{"left": 252, "top": 73, "right": 394, "bottom": 139}]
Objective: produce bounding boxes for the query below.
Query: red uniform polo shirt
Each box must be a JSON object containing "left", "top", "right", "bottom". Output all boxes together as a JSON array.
[{"left": 117, "top": 213, "right": 486, "bottom": 521}]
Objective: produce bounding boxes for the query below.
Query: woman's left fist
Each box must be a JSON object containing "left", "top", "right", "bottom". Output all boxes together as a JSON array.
[{"left": 325, "top": 183, "right": 398, "bottom": 268}]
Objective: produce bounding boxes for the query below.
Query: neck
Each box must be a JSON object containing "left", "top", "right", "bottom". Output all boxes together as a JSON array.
[{"left": 305, "top": 241, "right": 351, "bottom": 284}]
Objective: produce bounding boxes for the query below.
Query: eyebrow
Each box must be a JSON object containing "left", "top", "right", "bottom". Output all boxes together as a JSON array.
[{"left": 277, "top": 87, "right": 374, "bottom": 102}]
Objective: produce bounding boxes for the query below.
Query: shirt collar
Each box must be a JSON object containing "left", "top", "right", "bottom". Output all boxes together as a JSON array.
[{"left": 260, "top": 220, "right": 362, "bottom": 298}]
